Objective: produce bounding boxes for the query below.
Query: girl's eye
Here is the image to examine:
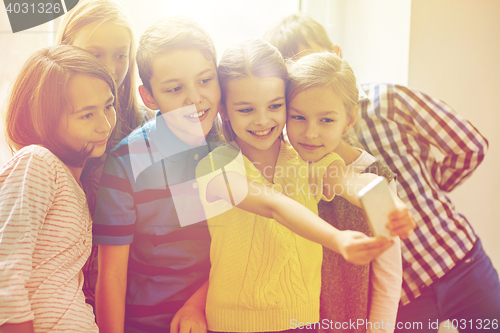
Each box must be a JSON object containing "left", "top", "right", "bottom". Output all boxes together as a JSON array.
[
  {"left": 290, "top": 115, "right": 305, "bottom": 120},
  {"left": 91, "top": 53, "right": 101, "bottom": 59},
  {"left": 166, "top": 86, "right": 182, "bottom": 93},
  {"left": 321, "top": 118, "right": 335, "bottom": 123},
  {"left": 200, "top": 78, "right": 212, "bottom": 84},
  {"left": 117, "top": 53, "right": 128, "bottom": 60},
  {"left": 82, "top": 113, "right": 94, "bottom": 119},
  {"left": 237, "top": 108, "right": 253, "bottom": 113},
  {"left": 269, "top": 104, "right": 283, "bottom": 110},
  {"left": 105, "top": 104, "right": 115, "bottom": 111}
]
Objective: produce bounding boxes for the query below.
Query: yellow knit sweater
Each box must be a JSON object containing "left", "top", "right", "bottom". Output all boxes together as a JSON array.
[{"left": 196, "top": 141, "right": 343, "bottom": 332}]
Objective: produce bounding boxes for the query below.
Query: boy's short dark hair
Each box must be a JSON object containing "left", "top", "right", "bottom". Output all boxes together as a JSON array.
[
  {"left": 137, "top": 16, "right": 217, "bottom": 94},
  {"left": 263, "top": 12, "right": 334, "bottom": 59}
]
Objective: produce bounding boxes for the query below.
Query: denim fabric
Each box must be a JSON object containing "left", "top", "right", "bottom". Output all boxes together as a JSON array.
[{"left": 395, "top": 239, "right": 500, "bottom": 332}]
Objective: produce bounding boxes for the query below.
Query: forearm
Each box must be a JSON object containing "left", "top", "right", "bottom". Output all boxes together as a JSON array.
[
  {"left": 184, "top": 280, "right": 208, "bottom": 310},
  {"left": 96, "top": 245, "right": 129, "bottom": 333},
  {"left": 269, "top": 193, "right": 343, "bottom": 253},
  {"left": 0, "top": 322, "right": 34, "bottom": 333},
  {"left": 96, "top": 274, "right": 127, "bottom": 333},
  {"left": 208, "top": 172, "right": 392, "bottom": 264},
  {"left": 171, "top": 280, "right": 209, "bottom": 333}
]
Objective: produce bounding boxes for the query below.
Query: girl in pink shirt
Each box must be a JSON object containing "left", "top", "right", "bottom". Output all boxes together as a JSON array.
[{"left": 0, "top": 45, "right": 116, "bottom": 332}]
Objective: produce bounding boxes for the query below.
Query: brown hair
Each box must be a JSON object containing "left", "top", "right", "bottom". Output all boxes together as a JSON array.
[
  {"left": 217, "top": 39, "right": 288, "bottom": 141},
  {"left": 56, "top": 0, "right": 141, "bottom": 144},
  {"left": 137, "top": 16, "right": 217, "bottom": 95},
  {"left": 263, "top": 12, "right": 334, "bottom": 59},
  {"left": 286, "top": 52, "right": 360, "bottom": 146},
  {"left": 5, "top": 45, "right": 116, "bottom": 167}
]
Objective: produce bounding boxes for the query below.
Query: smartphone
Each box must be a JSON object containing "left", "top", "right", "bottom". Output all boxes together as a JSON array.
[{"left": 357, "top": 176, "right": 396, "bottom": 239}]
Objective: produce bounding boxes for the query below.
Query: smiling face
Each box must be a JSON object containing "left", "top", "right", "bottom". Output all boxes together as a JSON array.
[
  {"left": 57, "top": 74, "right": 116, "bottom": 160},
  {"left": 224, "top": 76, "right": 286, "bottom": 155},
  {"left": 287, "top": 85, "right": 355, "bottom": 162},
  {"left": 140, "top": 49, "right": 220, "bottom": 146},
  {"left": 72, "top": 21, "right": 131, "bottom": 88}
]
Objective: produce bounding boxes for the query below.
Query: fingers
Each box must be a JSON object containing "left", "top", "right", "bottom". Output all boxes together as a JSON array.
[
  {"left": 387, "top": 208, "right": 416, "bottom": 239},
  {"left": 170, "top": 315, "right": 179, "bottom": 333},
  {"left": 343, "top": 235, "right": 394, "bottom": 265}
]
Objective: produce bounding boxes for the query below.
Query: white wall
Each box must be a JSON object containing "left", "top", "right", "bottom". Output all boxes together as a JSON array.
[{"left": 305, "top": 0, "right": 412, "bottom": 86}]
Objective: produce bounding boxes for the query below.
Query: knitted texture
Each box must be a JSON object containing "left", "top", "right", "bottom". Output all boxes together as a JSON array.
[
  {"left": 317, "top": 159, "right": 396, "bottom": 333},
  {"left": 196, "top": 142, "right": 343, "bottom": 332}
]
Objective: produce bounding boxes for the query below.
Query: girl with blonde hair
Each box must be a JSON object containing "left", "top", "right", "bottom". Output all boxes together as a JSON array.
[{"left": 55, "top": 0, "right": 153, "bottom": 308}]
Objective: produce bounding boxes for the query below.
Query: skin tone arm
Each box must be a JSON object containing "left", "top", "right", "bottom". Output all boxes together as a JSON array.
[
  {"left": 206, "top": 171, "right": 393, "bottom": 264},
  {"left": 323, "top": 160, "right": 416, "bottom": 239},
  {"left": 0, "top": 322, "right": 34, "bottom": 333},
  {"left": 170, "top": 280, "right": 209, "bottom": 333},
  {"left": 172, "top": 170, "right": 395, "bottom": 333},
  {"left": 96, "top": 244, "right": 130, "bottom": 333}
]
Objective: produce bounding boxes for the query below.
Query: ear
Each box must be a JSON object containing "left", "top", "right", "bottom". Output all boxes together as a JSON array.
[
  {"left": 344, "top": 105, "right": 358, "bottom": 133},
  {"left": 139, "top": 85, "right": 159, "bottom": 110},
  {"left": 333, "top": 45, "right": 343, "bottom": 58}
]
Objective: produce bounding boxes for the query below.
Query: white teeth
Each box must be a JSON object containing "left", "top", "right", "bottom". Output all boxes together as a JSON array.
[
  {"left": 250, "top": 128, "right": 273, "bottom": 136},
  {"left": 186, "top": 109, "right": 207, "bottom": 118}
]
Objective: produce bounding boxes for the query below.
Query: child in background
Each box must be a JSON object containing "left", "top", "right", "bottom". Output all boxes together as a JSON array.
[
  {"left": 186, "top": 39, "right": 413, "bottom": 333},
  {"left": 286, "top": 52, "right": 402, "bottom": 333},
  {"left": 55, "top": 0, "right": 153, "bottom": 307},
  {"left": 92, "top": 16, "right": 222, "bottom": 333},
  {"left": 0, "top": 45, "right": 116, "bottom": 332}
]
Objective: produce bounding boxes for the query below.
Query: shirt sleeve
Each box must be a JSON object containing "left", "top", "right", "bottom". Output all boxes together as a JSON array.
[
  {"left": 367, "top": 237, "right": 402, "bottom": 333},
  {"left": 393, "top": 85, "right": 488, "bottom": 192},
  {"left": 366, "top": 178, "right": 401, "bottom": 333},
  {"left": 92, "top": 152, "right": 136, "bottom": 245},
  {"left": 308, "top": 152, "right": 344, "bottom": 202},
  {"left": 0, "top": 151, "right": 56, "bottom": 324}
]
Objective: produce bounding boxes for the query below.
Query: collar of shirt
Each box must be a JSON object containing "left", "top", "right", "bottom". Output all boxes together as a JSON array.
[{"left": 149, "top": 110, "right": 197, "bottom": 162}]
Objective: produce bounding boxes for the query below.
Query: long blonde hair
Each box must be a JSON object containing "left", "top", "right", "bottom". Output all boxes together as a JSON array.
[{"left": 56, "top": 0, "right": 141, "bottom": 145}]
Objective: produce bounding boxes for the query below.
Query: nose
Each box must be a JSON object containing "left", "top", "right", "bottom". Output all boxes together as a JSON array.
[
  {"left": 255, "top": 108, "right": 271, "bottom": 127},
  {"left": 305, "top": 121, "right": 318, "bottom": 140},
  {"left": 185, "top": 85, "right": 202, "bottom": 105},
  {"left": 101, "top": 55, "right": 116, "bottom": 78},
  {"left": 97, "top": 111, "right": 114, "bottom": 134}
]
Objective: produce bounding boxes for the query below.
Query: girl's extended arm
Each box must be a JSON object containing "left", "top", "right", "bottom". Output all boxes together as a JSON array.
[
  {"left": 96, "top": 244, "right": 130, "bottom": 333},
  {"left": 207, "top": 172, "right": 393, "bottom": 265},
  {"left": 323, "top": 160, "right": 415, "bottom": 239}
]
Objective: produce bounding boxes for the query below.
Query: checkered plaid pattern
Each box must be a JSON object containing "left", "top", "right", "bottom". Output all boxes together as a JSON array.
[{"left": 357, "top": 83, "right": 488, "bottom": 304}]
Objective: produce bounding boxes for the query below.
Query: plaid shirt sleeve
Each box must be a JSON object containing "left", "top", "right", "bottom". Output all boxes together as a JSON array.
[
  {"left": 391, "top": 85, "right": 488, "bottom": 192},
  {"left": 358, "top": 83, "right": 488, "bottom": 304}
]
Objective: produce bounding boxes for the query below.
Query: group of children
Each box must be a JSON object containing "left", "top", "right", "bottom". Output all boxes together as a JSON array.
[{"left": 0, "top": 1, "right": 418, "bottom": 332}]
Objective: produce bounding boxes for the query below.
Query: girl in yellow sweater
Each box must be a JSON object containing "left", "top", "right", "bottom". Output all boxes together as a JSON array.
[{"left": 172, "top": 39, "right": 414, "bottom": 333}]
